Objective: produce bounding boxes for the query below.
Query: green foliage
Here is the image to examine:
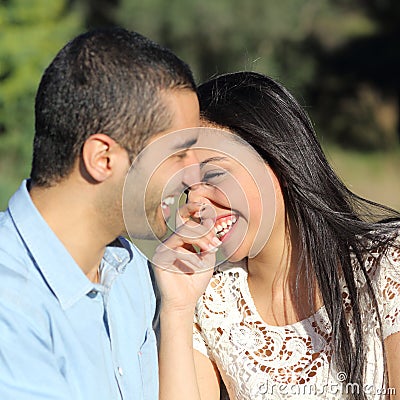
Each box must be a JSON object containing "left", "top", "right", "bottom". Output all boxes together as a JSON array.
[
  {"left": 116, "top": 0, "right": 399, "bottom": 150},
  {"left": 0, "top": 0, "right": 82, "bottom": 209},
  {"left": 117, "top": 0, "right": 334, "bottom": 84}
]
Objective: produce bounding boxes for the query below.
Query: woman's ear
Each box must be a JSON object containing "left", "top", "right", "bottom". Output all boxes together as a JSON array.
[{"left": 81, "top": 134, "right": 120, "bottom": 183}]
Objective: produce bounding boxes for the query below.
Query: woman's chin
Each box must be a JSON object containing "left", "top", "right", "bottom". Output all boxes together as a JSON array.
[
  {"left": 220, "top": 241, "right": 248, "bottom": 264},
  {"left": 226, "top": 253, "right": 246, "bottom": 263}
]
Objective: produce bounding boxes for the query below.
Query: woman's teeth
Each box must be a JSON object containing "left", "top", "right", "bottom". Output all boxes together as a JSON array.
[{"left": 214, "top": 215, "right": 237, "bottom": 238}]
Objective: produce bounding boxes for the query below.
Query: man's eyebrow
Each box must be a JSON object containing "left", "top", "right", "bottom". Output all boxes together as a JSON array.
[
  {"left": 172, "top": 138, "right": 198, "bottom": 150},
  {"left": 200, "top": 156, "right": 228, "bottom": 168}
]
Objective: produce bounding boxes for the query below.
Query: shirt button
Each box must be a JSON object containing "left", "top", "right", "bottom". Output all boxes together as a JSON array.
[
  {"left": 87, "top": 289, "right": 98, "bottom": 298},
  {"left": 117, "top": 366, "right": 123, "bottom": 376}
]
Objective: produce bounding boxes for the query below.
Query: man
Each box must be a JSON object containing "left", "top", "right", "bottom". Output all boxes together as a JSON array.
[{"left": 0, "top": 28, "right": 199, "bottom": 399}]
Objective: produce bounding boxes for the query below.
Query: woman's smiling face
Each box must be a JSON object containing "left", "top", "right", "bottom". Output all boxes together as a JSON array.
[{"left": 189, "top": 131, "right": 278, "bottom": 263}]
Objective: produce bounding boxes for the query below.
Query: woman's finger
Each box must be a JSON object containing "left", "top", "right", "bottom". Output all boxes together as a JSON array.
[
  {"left": 162, "top": 220, "right": 220, "bottom": 251},
  {"left": 176, "top": 202, "right": 205, "bottom": 223},
  {"left": 152, "top": 245, "right": 214, "bottom": 271},
  {"left": 176, "top": 202, "right": 217, "bottom": 226}
]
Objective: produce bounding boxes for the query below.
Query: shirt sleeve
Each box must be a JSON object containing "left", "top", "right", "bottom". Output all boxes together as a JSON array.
[
  {"left": 0, "top": 296, "right": 73, "bottom": 400},
  {"left": 379, "top": 236, "right": 400, "bottom": 339}
]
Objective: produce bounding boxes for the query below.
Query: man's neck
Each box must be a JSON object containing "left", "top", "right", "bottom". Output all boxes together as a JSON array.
[{"left": 29, "top": 181, "right": 113, "bottom": 282}]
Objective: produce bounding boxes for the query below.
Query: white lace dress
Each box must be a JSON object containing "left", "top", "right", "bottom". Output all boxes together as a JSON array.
[{"left": 193, "top": 238, "right": 400, "bottom": 399}]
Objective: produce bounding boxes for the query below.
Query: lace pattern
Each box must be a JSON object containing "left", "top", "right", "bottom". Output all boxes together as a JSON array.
[{"left": 193, "top": 235, "right": 400, "bottom": 399}]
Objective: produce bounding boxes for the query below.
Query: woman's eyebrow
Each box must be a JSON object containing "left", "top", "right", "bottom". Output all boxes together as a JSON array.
[{"left": 200, "top": 156, "right": 228, "bottom": 169}]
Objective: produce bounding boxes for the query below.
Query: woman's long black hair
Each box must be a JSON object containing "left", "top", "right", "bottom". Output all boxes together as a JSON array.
[{"left": 197, "top": 71, "right": 400, "bottom": 399}]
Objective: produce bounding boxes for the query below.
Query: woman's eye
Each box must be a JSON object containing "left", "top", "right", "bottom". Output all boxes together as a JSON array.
[{"left": 202, "top": 170, "right": 226, "bottom": 182}]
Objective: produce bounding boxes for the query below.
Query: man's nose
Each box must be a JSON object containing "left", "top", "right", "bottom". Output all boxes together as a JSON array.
[
  {"left": 182, "top": 164, "right": 200, "bottom": 188},
  {"left": 181, "top": 152, "right": 201, "bottom": 188}
]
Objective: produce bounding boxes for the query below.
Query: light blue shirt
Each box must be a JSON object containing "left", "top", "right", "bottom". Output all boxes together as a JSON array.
[{"left": 0, "top": 181, "right": 158, "bottom": 399}]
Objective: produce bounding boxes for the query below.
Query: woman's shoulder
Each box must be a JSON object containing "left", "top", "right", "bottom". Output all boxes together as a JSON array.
[
  {"left": 373, "top": 223, "right": 400, "bottom": 295},
  {"left": 354, "top": 222, "right": 400, "bottom": 338},
  {"left": 382, "top": 224, "right": 400, "bottom": 269},
  {"left": 354, "top": 221, "right": 400, "bottom": 274}
]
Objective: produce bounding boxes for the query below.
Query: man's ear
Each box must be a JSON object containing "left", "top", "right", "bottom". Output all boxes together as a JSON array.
[{"left": 81, "top": 134, "right": 120, "bottom": 182}]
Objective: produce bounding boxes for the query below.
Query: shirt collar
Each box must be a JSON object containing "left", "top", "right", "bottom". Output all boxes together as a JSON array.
[{"left": 8, "top": 180, "right": 133, "bottom": 310}]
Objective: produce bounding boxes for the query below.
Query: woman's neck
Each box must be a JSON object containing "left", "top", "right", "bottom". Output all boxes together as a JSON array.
[
  {"left": 246, "top": 219, "right": 321, "bottom": 326},
  {"left": 247, "top": 214, "right": 295, "bottom": 285}
]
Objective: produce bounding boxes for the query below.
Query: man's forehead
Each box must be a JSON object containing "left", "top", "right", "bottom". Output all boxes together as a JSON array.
[{"left": 146, "top": 128, "right": 199, "bottom": 150}]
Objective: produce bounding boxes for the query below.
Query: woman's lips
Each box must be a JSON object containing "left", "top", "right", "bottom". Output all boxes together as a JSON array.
[{"left": 214, "top": 214, "right": 238, "bottom": 241}]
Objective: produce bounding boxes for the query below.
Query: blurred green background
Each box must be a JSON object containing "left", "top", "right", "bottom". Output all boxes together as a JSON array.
[{"left": 1, "top": 0, "right": 399, "bottom": 210}]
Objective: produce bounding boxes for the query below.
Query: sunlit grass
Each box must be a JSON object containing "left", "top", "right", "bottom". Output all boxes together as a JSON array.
[{"left": 323, "top": 145, "right": 400, "bottom": 212}]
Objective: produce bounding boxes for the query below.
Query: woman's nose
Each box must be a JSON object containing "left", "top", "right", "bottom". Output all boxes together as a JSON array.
[{"left": 187, "top": 183, "right": 210, "bottom": 204}]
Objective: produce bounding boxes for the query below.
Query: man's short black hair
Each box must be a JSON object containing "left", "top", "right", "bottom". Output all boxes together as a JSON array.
[{"left": 31, "top": 27, "right": 196, "bottom": 186}]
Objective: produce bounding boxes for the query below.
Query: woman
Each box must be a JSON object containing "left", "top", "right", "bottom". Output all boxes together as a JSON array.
[{"left": 154, "top": 72, "right": 400, "bottom": 400}]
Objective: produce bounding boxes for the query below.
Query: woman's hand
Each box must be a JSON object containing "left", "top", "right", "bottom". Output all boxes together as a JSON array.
[
  {"left": 152, "top": 202, "right": 220, "bottom": 313},
  {"left": 154, "top": 202, "right": 221, "bottom": 400}
]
